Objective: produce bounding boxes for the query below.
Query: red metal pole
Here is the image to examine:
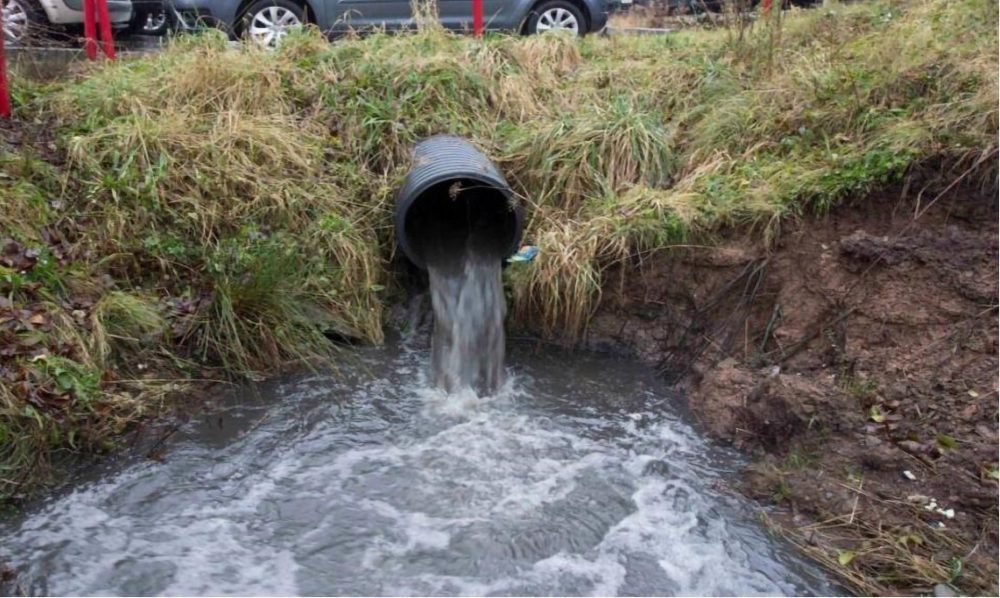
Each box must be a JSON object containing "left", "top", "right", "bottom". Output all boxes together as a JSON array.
[
  {"left": 472, "top": 0, "right": 483, "bottom": 36},
  {"left": 95, "top": 0, "right": 116, "bottom": 59},
  {"left": 0, "top": 2, "right": 10, "bottom": 119},
  {"left": 83, "top": 0, "right": 98, "bottom": 60}
]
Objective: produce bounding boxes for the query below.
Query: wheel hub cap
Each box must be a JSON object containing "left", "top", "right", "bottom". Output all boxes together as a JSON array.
[
  {"left": 3, "top": 0, "right": 29, "bottom": 43},
  {"left": 144, "top": 11, "right": 167, "bottom": 32},
  {"left": 248, "top": 5, "right": 301, "bottom": 46},
  {"left": 536, "top": 7, "right": 579, "bottom": 33}
]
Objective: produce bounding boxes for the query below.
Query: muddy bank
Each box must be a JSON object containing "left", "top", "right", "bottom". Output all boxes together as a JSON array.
[{"left": 577, "top": 183, "right": 999, "bottom": 595}]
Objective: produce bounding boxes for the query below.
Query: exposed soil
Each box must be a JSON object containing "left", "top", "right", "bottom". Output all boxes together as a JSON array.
[{"left": 580, "top": 183, "right": 999, "bottom": 595}]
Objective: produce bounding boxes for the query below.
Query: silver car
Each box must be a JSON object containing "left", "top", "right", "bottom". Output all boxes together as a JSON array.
[
  {"left": 169, "top": 0, "right": 608, "bottom": 45},
  {"left": 3, "top": 0, "right": 133, "bottom": 44}
]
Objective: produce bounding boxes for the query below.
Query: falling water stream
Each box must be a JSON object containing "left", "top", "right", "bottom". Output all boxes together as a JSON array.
[
  {"left": 427, "top": 244, "right": 506, "bottom": 396},
  {"left": 421, "top": 184, "right": 509, "bottom": 397},
  {"left": 0, "top": 333, "right": 836, "bottom": 596}
]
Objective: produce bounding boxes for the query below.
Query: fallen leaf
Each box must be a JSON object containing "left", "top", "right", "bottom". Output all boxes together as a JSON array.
[
  {"left": 968, "top": 390, "right": 980, "bottom": 398},
  {"left": 28, "top": 313, "right": 47, "bottom": 326},
  {"left": 936, "top": 434, "right": 958, "bottom": 450},
  {"left": 838, "top": 550, "right": 856, "bottom": 566}
]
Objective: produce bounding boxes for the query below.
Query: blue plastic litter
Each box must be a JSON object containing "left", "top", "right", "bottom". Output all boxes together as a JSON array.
[{"left": 507, "top": 245, "right": 539, "bottom": 263}]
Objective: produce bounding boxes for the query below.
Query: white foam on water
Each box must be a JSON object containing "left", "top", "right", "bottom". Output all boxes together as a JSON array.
[
  {"left": 0, "top": 345, "right": 835, "bottom": 597},
  {"left": 530, "top": 552, "right": 630, "bottom": 596},
  {"left": 416, "top": 377, "right": 512, "bottom": 419},
  {"left": 2, "top": 465, "right": 301, "bottom": 596},
  {"left": 360, "top": 499, "right": 454, "bottom": 551}
]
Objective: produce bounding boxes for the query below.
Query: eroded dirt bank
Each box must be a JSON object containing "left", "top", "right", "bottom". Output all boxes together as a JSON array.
[{"left": 579, "top": 184, "right": 999, "bottom": 595}]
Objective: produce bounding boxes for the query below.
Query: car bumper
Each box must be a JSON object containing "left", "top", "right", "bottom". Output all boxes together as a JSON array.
[{"left": 47, "top": 0, "right": 132, "bottom": 23}]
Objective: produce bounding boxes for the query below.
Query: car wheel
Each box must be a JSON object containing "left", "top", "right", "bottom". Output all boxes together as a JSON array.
[
  {"left": 147, "top": 11, "right": 169, "bottom": 34},
  {"left": 526, "top": 0, "right": 585, "bottom": 35},
  {"left": 240, "top": 0, "right": 304, "bottom": 46},
  {"left": 2, "top": 0, "right": 46, "bottom": 45},
  {"left": 124, "top": 9, "right": 170, "bottom": 35}
]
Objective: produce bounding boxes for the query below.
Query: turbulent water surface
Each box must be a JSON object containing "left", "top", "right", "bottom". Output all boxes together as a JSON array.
[{"left": 0, "top": 337, "right": 836, "bottom": 596}]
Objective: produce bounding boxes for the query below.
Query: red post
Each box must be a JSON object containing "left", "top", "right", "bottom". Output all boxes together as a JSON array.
[
  {"left": 95, "top": 0, "right": 116, "bottom": 59},
  {"left": 83, "top": 0, "right": 115, "bottom": 61},
  {"left": 472, "top": 0, "right": 483, "bottom": 36},
  {"left": 83, "top": 0, "right": 98, "bottom": 60},
  {"left": 0, "top": 2, "right": 10, "bottom": 119}
]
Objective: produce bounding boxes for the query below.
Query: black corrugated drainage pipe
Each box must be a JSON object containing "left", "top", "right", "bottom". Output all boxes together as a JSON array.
[{"left": 395, "top": 135, "right": 523, "bottom": 270}]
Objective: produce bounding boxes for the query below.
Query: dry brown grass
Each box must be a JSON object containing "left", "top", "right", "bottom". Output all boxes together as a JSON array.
[{"left": 764, "top": 506, "right": 997, "bottom": 596}]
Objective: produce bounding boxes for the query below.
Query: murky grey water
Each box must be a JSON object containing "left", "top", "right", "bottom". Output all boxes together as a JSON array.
[{"left": 0, "top": 337, "right": 836, "bottom": 596}]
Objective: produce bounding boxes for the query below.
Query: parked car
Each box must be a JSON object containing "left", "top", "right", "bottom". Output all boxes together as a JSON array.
[
  {"left": 2, "top": 0, "right": 134, "bottom": 43},
  {"left": 168, "top": 0, "right": 608, "bottom": 45}
]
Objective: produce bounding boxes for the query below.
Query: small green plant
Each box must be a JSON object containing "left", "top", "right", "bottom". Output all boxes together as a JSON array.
[
  {"left": 844, "top": 375, "right": 880, "bottom": 406},
  {"left": 772, "top": 478, "right": 792, "bottom": 504},
  {"left": 784, "top": 450, "right": 818, "bottom": 470},
  {"left": 31, "top": 356, "right": 102, "bottom": 405},
  {"left": 936, "top": 434, "right": 958, "bottom": 450}
]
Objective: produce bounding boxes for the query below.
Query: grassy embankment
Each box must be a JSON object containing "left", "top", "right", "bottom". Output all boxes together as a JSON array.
[{"left": 1, "top": 0, "right": 995, "bottom": 516}]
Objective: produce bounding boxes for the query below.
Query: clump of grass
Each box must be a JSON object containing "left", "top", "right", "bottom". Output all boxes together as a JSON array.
[
  {"left": 39, "top": 33, "right": 392, "bottom": 376},
  {"left": 502, "top": 97, "right": 675, "bottom": 212},
  {"left": 90, "top": 291, "right": 165, "bottom": 368},
  {"left": 508, "top": 221, "right": 602, "bottom": 340}
]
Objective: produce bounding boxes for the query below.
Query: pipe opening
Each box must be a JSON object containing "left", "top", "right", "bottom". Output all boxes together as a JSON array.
[
  {"left": 402, "top": 177, "right": 520, "bottom": 270},
  {"left": 394, "top": 135, "right": 522, "bottom": 270}
]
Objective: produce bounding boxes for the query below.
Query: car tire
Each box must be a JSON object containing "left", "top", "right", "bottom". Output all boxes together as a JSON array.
[
  {"left": 525, "top": 0, "right": 586, "bottom": 35},
  {"left": 239, "top": 0, "right": 305, "bottom": 46},
  {"left": 2, "top": 0, "right": 47, "bottom": 45}
]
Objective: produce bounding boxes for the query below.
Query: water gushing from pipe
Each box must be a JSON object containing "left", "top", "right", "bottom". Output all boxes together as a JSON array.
[{"left": 427, "top": 240, "right": 506, "bottom": 395}]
